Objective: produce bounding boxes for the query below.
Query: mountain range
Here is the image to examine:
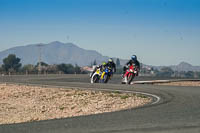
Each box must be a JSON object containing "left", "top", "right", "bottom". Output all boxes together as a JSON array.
[
  {"left": 0, "top": 41, "right": 199, "bottom": 72},
  {"left": 0, "top": 41, "right": 126, "bottom": 66}
]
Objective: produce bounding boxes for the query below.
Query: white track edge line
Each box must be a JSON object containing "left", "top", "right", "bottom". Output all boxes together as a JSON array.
[{"left": 96, "top": 89, "right": 161, "bottom": 105}]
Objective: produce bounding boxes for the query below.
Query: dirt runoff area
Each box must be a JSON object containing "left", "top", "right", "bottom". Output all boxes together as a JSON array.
[
  {"left": 0, "top": 84, "right": 151, "bottom": 125},
  {"left": 157, "top": 81, "right": 200, "bottom": 86}
]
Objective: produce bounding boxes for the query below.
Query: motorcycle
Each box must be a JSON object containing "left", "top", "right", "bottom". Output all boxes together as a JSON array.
[
  {"left": 121, "top": 65, "right": 138, "bottom": 84},
  {"left": 90, "top": 68, "right": 102, "bottom": 83},
  {"left": 100, "top": 66, "right": 113, "bottom": 83}
]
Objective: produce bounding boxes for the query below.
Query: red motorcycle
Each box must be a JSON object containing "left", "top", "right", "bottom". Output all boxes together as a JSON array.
[{"left": 121, "top": 65, "right": 138, "bottom": 84}]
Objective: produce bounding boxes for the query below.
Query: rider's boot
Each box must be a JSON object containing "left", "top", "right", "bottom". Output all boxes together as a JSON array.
[
  {"left": 121, "top": 70, "right": 126, "bottom": 78},
  {"left": 124, "top": 76, "right": 127, "bottom": 83}
]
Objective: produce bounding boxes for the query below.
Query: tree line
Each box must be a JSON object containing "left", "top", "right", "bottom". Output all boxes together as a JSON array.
[
  {"left": 0, "top": 54, "right": 86, "bottom": 75},
  {"left": 1, "top": 54, "right": 200, "bottom": 78}
]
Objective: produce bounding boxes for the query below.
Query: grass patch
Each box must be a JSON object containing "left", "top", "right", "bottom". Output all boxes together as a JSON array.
[
  {"left": 120, "top": 95, "right": 130, "bottom": 99},
  {"left": 113, "top": 91, "right": 122, "bottom": 94},
  {"left": 109, "top": 94, "right": 115, "bottom": 97},
  {"left": 59, "top": 106, "right": 65, "bottom": 110},
  {"left": 71, "top": 106, "right": 75, "bottom": 110},
  {"left": 0, "top": 87, "right": 5, "bottom": 90},
  {"left": 137, "top": 94, "right": 148, "bottom": 98}
]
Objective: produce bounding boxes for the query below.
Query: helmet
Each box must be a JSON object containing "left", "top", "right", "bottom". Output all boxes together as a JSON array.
[
  {"left": 102, "top": 62, "right": 106, "bottom": 66},
  {"left": 131, "top": 55, "right": 137, "bottom": 61},
  {"left": 108, "top": 58, "right": 113, "bottom": 63}
]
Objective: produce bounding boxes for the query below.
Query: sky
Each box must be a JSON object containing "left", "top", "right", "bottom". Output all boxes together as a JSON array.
[{"left": 0, "top": 0, "right": 200, "bottom": 66}]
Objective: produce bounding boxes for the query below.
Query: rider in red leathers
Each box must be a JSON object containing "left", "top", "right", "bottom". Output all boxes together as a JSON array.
[{"left": 122, "top": 55, "right": 140, "bottom": 82}]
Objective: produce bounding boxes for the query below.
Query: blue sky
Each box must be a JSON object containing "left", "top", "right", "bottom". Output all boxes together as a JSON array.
[{"left": 0, "top": 0, "right": 200, "bottom": 66}]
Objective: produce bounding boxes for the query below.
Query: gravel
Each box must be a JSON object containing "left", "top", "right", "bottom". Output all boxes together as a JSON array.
[{"left": 0, "top": 84, "right": 151, "bottom": 124}]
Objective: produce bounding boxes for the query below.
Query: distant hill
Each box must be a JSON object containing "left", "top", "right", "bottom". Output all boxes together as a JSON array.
[
  {"left": 0, "top": 41, "right": 126, "bottom": 66},
  {"left": 170, "top": 62, "right": 200, "bottom": 72},
  {"left": 148, "top": 62, "right": 200, "bottom": 72}
]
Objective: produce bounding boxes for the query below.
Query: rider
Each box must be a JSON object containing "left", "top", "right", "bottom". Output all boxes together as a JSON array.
[
  {"left": 123, "top": 55, "right": 140, "bottom": 77},
  {"left": 90, "top": 62, "right": 106, "bottom": 78},
  {"left": 90, "top": 58, "right": 116, "bottom": 78},
  {"left": 100, "top": 58, "right": 116, "bottom": 82},
  {"left": 104, "top": 58, "right": 116, "bottom": 74}
]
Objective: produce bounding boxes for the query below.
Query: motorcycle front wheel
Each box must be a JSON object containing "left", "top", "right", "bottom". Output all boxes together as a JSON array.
[
  {"left": 92, "top": 74, "right": 100, "bottom": 83},
  {"left": 127, "top": 73, "right": 134, "bottom": 84}
]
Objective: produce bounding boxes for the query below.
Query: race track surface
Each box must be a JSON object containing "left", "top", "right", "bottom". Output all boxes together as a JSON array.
[{"left": 0, "top": 74, "right": 200, "bottom": 133}]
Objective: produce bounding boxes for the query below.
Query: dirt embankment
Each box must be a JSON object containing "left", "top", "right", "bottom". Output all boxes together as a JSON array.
[
  {"left": 157, "top": 81, "right": 200, "bottom": 86},
  {"left": 0, "top": 84, "right": 151, "bottom": 124}
]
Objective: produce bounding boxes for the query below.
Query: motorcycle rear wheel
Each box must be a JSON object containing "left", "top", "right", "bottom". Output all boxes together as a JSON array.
[{"left": 103, "top": 75, "right": 109, "bottom": 83}]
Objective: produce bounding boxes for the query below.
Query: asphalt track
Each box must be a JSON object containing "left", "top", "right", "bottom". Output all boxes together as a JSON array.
[{"left": 0, "top": 74, "right": 200, "bottom": 133}]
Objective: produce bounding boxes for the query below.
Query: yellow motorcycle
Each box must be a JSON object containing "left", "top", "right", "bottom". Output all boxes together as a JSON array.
[{"left": 100, "top": 66, "right": 113, "bottom": 83}]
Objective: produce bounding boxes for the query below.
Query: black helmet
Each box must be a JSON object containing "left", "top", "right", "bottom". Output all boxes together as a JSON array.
[{"left": 131, "top": 55, "right": 137, "bottom": 61}]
